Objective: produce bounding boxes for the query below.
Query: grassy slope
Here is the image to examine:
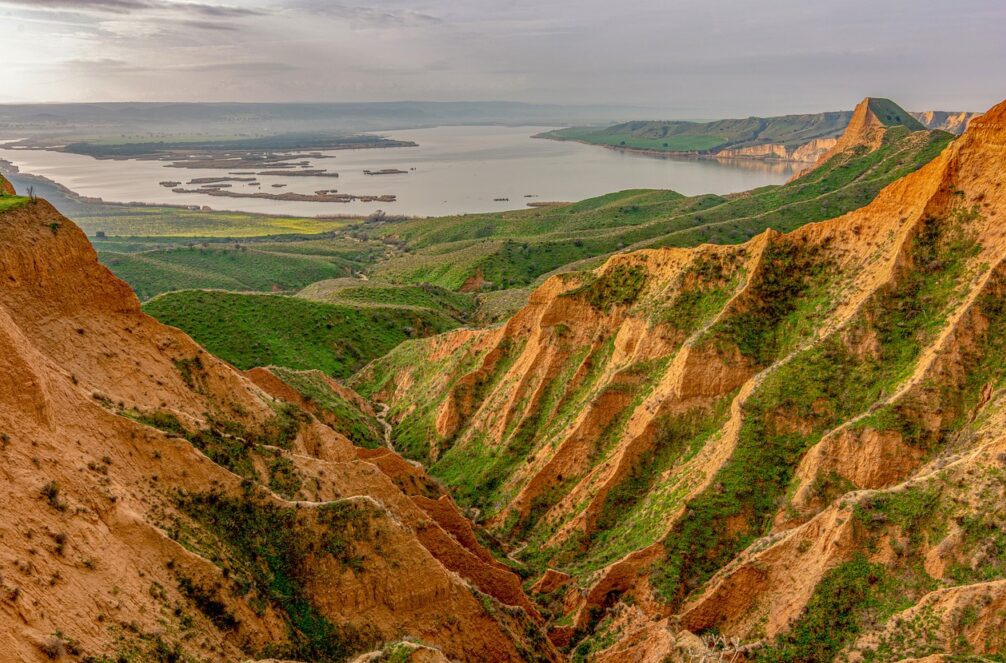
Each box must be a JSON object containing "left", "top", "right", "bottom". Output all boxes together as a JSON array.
[
  {"left": 366, "top": 128, "right": 952, "bottom": 290},
  {"left": 144, "top": 290, "right": 458, "bottom": 378},
  {"left": 78, "top": 207, "right": 352, "bottom": 237},
  {"left": 99, "top": 236, "right": 388, "bottom": 300},
  {"left": 541, "top": 110, "right": 852, "bottom": 153},
  {"left": 266, "top": 367, "right": 384, "bottom": 449},
  {"left": 299, "top": 280, "right": 477, "bottom": 322},
  {"left": 0, "top": 174, "right": 28, "bottom": 212}
]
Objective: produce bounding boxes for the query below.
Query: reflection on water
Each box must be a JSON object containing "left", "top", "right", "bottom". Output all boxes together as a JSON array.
[
  {"left": 0, "top": 125, "right": 798, "bottom": 217},
  {"left": 701, "top": 157, "right": 801, "bottom": 176}
]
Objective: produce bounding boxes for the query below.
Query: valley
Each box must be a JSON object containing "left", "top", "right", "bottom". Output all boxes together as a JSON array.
[{"left": 2, "top": 94, "right": 1005, "bottom": 662}]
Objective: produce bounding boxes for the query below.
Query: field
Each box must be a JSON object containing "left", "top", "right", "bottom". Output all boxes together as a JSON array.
[
  {"left": 77, "top": 207, "right": 353, "bottom": 237},
  {"left": 143, "top": 290, "right": 459, "bottom": 377}
]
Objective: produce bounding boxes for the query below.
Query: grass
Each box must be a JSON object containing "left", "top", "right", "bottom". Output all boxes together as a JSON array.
[
  {"left": 78, "top": 206, "right": 353, "bottom": 237},
  {"left": 267, "top": 367, "right": 384, "bottom": 449},
  {"left": 299, "top": 280, "right": 476, "bottom": 322},
  {"left": 144, "top": 290, "right": 458, "bottom": 378},
  {"left": 174, "top": 489, "right": 376, "bottom": 661},
  {"left": 103, "top": 245, "right": 359, "bottom": 300},
  {"left": 0, "top": 196, "right": 30, "bottom": 213},
  {"left": 650, "top": 205, "right": 982, "bottom": 605},
  {"left": 540, "top": 110, "right": 852, "bottom": 154}
]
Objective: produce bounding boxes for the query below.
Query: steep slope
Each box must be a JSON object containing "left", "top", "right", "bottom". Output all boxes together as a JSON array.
[
  {"left": 355, "top": 98, "right": 1006, "bottom": 659},
  {"left": 807, "top": 97, "right": 926, "bottom": 171},
  {"left": 0, "top": 200, "right": 555, "bottom": 661}
]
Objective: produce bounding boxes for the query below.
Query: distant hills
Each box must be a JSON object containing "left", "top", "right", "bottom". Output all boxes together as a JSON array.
[
  {"left": 0, "top": 100, "right": 660, "bottom": 140},
  {"left": 540, "top": 97, "right": 978, "bottom": 163}
]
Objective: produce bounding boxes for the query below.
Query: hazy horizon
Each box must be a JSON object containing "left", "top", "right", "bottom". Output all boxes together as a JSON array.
[{"left": 1, "top": 0, "right": 1003, "bottom": 117}]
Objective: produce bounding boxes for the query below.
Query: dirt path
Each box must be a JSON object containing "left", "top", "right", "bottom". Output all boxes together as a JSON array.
[{"left": 374, "top": 402, "right": 393, "bottom": 449}]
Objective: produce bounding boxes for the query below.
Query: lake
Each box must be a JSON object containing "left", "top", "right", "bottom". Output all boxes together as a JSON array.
[{"left": 0, "top": 125, "right": 797, "bottom": 218}]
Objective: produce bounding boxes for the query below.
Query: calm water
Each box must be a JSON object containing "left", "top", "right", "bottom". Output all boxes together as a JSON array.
[{"left": 0, "top": 125, "right": 796, "bottom": 217}]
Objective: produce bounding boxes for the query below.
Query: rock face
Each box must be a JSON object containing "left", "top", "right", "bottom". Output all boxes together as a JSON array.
[
  {"left": 808, "top": 97, "right": 927, "bottom": 170},
  {"left": 359, "top": 98, "right": 1006, "bottom": 659},
  {"left": 913, "top": 110, "right": 982, "bottom": 134},
  {"left": 0, "top": 201, "right": 556, "bottom": 660},
  {"left": 714, "top": 136, "right": 839, "bottom": 163},
  {"left": 0, "top": 174, "right": 15, "bottom": 196}
]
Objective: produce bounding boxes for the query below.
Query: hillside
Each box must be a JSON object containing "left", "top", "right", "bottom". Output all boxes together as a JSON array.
[
  {"left": 540, "top": 100, "right": 974, "bottom": 164},
  {"left": 354, "top": 98, "right": 1006, "bottom": 660},
  {"left": 143, "top": 289, "right": 459, "bottom": 378},
  {"left": 0, "top": 198, "right": 557, "bottom": 661},
  {"left": 806, "top": 97, "right": 926, "bottom": 170},
  {"left": 539, "top": 111, "right": 853, "bottom": 158},
  {"left": 364, "top": 107, "right": 950, "bottom": 292}
]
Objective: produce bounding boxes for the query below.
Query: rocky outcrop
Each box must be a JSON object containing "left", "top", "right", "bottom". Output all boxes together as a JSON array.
[
  {"left": 0, "top": 201, "right": 555, "bottom": 661},
  {"left": 0, "top": 174, "right": 15, "bottom": 196},
  {"left": 913, "top": 110, "right": 982, "bottom": 134},
  {"left": 714, "top": 136, "right": 839, "bottom": 163}
]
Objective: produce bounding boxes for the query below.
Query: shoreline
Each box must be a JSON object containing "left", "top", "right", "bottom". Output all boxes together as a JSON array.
[{"left": 533, "top": 132, "right": 817, "bottom": 166}]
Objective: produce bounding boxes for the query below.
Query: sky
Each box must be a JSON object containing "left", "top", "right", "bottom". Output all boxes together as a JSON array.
[{"left": 1, "top": 0, "right": 1004, "bottom": 116}]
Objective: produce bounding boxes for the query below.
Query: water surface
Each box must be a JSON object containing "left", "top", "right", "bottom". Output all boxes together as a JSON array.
[{"left": 0, "top": 125, "right": 796, "bottom": 217}]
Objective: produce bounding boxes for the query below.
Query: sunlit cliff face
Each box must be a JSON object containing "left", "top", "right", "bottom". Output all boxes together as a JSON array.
[{"left": 0, "top": 0, "right": 1002, "bottom": 111}]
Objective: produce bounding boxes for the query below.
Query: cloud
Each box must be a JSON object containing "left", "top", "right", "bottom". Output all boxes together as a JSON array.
[
  {"left": 288, "top": 1, "right": 441, "bottom": 26},
  {"left": 180, "top": 60, "right": 300, "bottom": 72},
  {"left": 0, "top": 0, "right": 262, "bottom": 17}
]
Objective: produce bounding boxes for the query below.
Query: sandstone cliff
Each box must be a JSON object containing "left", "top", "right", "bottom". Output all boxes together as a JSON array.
[
  {"left": 913, "top": 110, "right": 982, "bottom": 134},
  {"left": 0, "top": 201, "right": 556, "bottom": 661},
  {"left": 358, "top": 97, "right": 1006, "bottom": 660}
]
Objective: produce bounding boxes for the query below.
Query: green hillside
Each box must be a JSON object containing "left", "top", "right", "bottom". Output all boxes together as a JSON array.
[
  {"left": 540, "top": 109, "right": 852, "bottom": 154},
  {"left": 143, "top": 290, "right": 458, "bottom": 377},
  {"left": 867, "top": 97, "right": 926, "bottom": 129},
  {"left": 265, "top": 367, "right": 385, "bottom": 449},
  {"left": 298, "top": 279, "right": 477, "bottom": 322},
  {"left": 101, "top": 237, "right": 386, "bottom": 300},
  {"left": 363, "top": 126, "right": 952, "bottom": 290}
]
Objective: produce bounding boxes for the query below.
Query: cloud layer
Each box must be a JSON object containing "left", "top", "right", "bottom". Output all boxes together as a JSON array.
[{"left": 0, "top": 0, "right": 1003, "bottom": 115}]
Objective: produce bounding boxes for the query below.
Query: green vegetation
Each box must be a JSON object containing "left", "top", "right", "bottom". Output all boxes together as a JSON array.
[
  {"left": 362, "top": 127, "right": 951, "bottom": 292},
  {"left": 81, "top": 206, "right": 351, "bottom": 237},
  {"left": 652, "top": 205, "right": 981, "bottom": 605},
  {"left": 267, "top": 367, "right": 384, "bottom": 449},
  {"left": 144, "top": 290, "right": 457, "bottom": 377},
  {"left": 93, "top": 233, "right": 389, "bottom": 301},
  {"left": 0, "top": 196, "right": 29, "bottom": 214},
  {"left": 174, "top": 489, "right": 376, "bottom": 661},
  {"left": 299, "top": 279, "right": 477, "bottom": 322},
  {"left": 541, "top": 110, "right": 852, "bottom": 154},
  {"left": 755, "top": 554, "right": 918, "bottom": 662},
  {"left": 0, "top": 174, "right": 29, "bottom": 213},
  {"left": 565, "top": 263, "right": 648, "bottom": 313}
]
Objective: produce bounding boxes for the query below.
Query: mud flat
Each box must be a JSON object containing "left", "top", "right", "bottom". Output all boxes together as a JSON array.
[
  {"left": 188, "top": 176, "right": 258, "bottom": 184},
  {"left": 171, "top": 187, "right": 396, "bottom": 203},
  {"left": 364, "top": 168, "right": 410, "bottom": 175},
  {"left": 258, "top": 168, "right": 339, "bottom": 177}
]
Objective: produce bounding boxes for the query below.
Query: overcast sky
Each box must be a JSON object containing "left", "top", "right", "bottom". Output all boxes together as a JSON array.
[{"left": 1, "top": 0, "right": 1003, "bottom": 116}]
